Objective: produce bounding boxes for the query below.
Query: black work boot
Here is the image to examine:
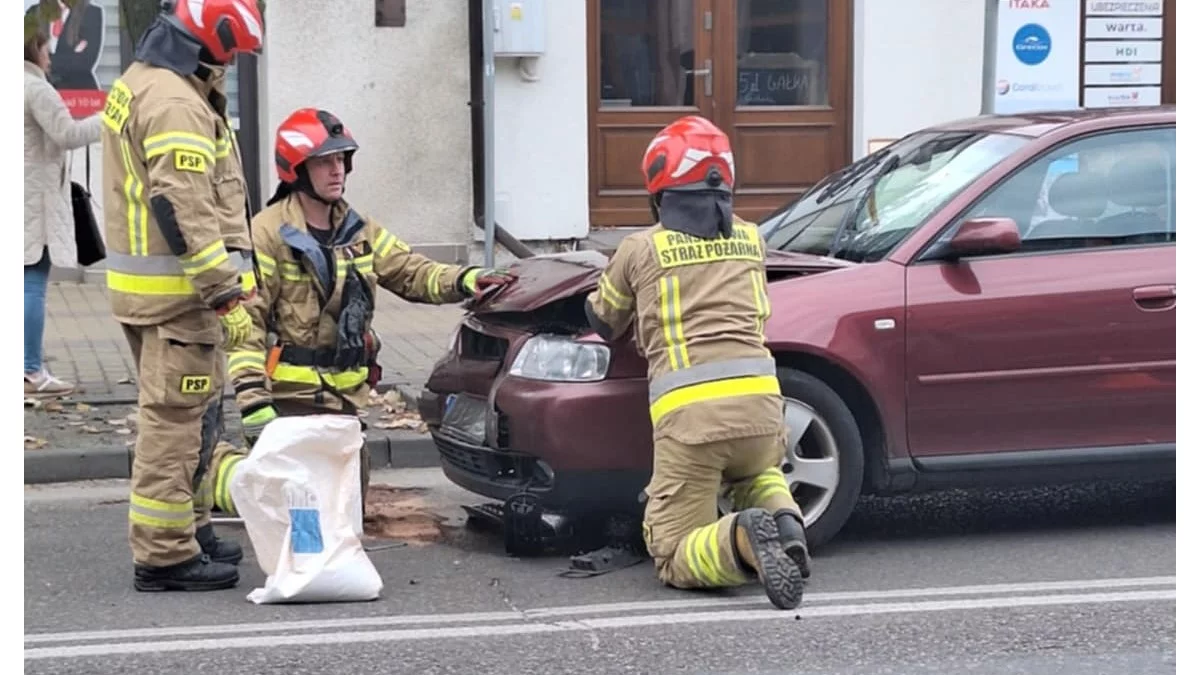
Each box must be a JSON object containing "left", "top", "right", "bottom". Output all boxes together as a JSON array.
[
  {"left": 774, "top": 512, "right": 812, "bottom": 579},
  {"left": 732, "top": 508, "right": 805, "bottom": 610},
  {"left": 195, "top": 523, "right": 243, "bottom": 566},
  {"left": 134, "top": 554, "right": 239, "bottom": 592}
]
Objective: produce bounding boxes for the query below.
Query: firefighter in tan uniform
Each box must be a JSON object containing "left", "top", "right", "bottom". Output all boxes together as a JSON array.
[
  {"left": 209, "top": 108, "right": 516, "bottom": 516},
  {"left": 585, "top": 116, "right": 812, "bottom": 610},
  {"left": 99, "top": 0, "right": 264, "bottom": 592}
]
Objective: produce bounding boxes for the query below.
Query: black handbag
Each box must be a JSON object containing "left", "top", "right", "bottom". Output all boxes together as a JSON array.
[{"left": 71, "top": 148, "right": 105, "bottom": 267}]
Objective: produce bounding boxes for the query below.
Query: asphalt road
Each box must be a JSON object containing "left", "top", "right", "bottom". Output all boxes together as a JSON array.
[{"left": 25, "top": 469, "right": 1176, "bottom": 674}]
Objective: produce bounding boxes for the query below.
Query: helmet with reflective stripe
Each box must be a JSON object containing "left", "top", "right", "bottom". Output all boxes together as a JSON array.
[
  {"left": 274, "top": 108, "right": 359, "bottom": 184},
  {"left": 641, "top": 115, "right": 735, "bottom": 195},
  {"left": 163, "top": 0, "right": 264, "bottom": 65}
]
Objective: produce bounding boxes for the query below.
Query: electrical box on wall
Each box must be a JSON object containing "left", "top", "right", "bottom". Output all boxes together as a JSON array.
[{"left": 494, "top": 0, "right": 546, "bottom": 57}]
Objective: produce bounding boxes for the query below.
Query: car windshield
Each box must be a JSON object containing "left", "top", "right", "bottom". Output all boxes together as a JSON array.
[{"left": 759, "top": 130, "right": 1032, "bottom": 262}]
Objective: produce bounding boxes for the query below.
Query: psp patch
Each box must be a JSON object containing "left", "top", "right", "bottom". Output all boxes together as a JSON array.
[
  {"left": 180, "top": 375, "right": 212, "bottom": 394},
  {"left": 174, "top": 150, "right": 207, "bottom": 173}
]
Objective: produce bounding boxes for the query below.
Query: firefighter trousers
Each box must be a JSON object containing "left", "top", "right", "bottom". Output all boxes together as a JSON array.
[
  {"left": 642, "top": 431, "right": 802, "bottom": 589},
  {"left": 212, "top": 396, "right": 371, "bottom": 517},
  {"left": 121, "top": 310, "right": 227, "bottom": 568}
]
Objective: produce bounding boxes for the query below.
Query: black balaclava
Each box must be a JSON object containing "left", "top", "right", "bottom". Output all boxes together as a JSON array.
[
  {"left": 653, "top": 167, "right": 734, "bottom": 239},
  {"left": 266, "top": 164, "right": 340, "bottom": 209},
  {"left": 134, "top": 14, "right": 228, "bottom": 114}
]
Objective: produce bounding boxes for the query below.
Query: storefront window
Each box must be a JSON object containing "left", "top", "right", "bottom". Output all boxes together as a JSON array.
[{"left": 28, "top": 0, "right": 241, "bottom": 122}]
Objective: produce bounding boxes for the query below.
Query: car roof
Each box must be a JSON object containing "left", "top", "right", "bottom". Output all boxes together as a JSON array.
[{"left": 925, "top": 105, "right": 1176, "bottom": 137}]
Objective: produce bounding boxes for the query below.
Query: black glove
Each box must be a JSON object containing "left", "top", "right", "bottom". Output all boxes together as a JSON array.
[{"left": 335, "top": 268, "right": 374, "bottom": 371}]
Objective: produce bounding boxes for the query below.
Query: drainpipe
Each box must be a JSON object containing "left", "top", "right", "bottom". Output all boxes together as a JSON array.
[{"left": 481, "top": 0, "right": 497, "bottom": 268}]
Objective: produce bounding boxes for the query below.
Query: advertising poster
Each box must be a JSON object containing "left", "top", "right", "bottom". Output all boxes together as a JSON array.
[
  {"left": 24, "top": 0, "right": 107, "bottom": 118},
  {"left": 990, "top": 0, "right": 1082, "bottom": 114},
  {"left": 1082, "top": 1, "right": 1165, "bottom": 107}
]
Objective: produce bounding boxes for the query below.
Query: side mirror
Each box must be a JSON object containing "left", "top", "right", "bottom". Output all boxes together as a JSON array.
[{"left": 947, "top": 217, "right": 1022, "bottom": 258}]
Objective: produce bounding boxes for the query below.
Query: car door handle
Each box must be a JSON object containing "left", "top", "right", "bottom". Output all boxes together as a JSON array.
[{"left": 1133, "top": 285, "right": 1175, "bottom": 311}]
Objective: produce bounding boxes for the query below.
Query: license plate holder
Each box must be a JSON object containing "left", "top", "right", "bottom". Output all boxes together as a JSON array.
[{"left": 441, "top": 393, "right": 489, "bottom": 445}]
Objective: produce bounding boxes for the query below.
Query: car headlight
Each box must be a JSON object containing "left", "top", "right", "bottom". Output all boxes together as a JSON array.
[{"left": 509, "top": 334, "right": 610, "bottom": 382}]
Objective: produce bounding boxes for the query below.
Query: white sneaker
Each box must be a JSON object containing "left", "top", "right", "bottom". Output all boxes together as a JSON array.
[{"left": 24, "top": 368, "right": 75, "bottom": 399}]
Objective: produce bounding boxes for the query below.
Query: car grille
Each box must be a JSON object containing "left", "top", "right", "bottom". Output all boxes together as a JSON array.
[
  {"left": 433, "top": 432, "right": 550, "bottom": 489},
  {"left": 460, "top": 326, "right": 509, "bottom": 361}
]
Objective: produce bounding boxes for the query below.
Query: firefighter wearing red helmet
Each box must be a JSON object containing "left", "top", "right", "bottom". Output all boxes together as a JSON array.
[
  {"left": 584, "top": 115, "right": 812, "bottom": 610},
  {"left": 208, "top": 107, "right": 517, "bottom": 518},
  {"left": 98, "top": 0, "right": 264, "bottom": 592}
]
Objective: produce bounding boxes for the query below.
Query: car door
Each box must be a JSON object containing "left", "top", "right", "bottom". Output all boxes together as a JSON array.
[{"left": 903, "top": 125, "right": 1175, "bottom": 459}]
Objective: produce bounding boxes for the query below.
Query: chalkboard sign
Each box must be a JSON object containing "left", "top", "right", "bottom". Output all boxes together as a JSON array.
[{"left": 737, "top": 53, "right": 822, "bottom": 106}]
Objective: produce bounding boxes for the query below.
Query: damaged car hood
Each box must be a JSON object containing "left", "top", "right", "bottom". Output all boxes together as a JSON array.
[{"left": 468, "top": 248, "right": 853, "bottom": 314}]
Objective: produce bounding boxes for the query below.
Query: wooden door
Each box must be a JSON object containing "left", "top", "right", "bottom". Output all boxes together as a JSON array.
[
  {"left": 712, "top": 0, "right": 852, "bottom": 223},
  {"left": 588, "top": 0, "right": 717, "bottom": 227},
  {"left": 587, "top": 0, "right": 852, "bottom": 227}
]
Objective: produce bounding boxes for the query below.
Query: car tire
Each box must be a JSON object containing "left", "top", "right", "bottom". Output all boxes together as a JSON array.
[{"left": 776, "top": 367, "right": 865, "bottom": 549}]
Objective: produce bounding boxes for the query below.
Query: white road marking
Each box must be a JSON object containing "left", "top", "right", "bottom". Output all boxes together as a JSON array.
[
  {"left": 25, "top": 587, "right": 1175, "bottom": 660},
  {"left": 24, "top": 575, "right": 1175, "bottom": 645}
]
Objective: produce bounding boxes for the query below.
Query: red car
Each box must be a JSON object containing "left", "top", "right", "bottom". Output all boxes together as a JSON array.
[{"left": 418, "top": 107, "right": 1176, "bottom": 549}]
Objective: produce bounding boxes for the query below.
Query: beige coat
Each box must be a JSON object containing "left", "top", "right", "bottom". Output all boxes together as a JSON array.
[
  {"left": 24, "top": 61, "right": 101, "bottom": 268},
  {"left": 585, "top": 217, "right": 785, "bottom": 445}
]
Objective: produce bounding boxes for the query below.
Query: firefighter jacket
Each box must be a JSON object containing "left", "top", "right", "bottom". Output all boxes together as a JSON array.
[
  {"left": 99, "top": 61, "right": 255, "bottom": 325},
  {"left": 228, "top": 194, "right": 472, "bottom": 415},
  {"left": 585, "top": 216, "right": 785, "bottom": 445}
]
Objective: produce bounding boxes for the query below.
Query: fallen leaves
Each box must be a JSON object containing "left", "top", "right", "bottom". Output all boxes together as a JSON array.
[
  {"left": 24, "top": 436, "right": 48, "bottom": 450},
  {"left": 367, "top": 388, "right": 428, "bottom": 433}
]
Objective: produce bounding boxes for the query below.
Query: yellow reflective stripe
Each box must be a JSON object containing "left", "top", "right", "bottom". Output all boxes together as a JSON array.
[
  {"left": 750, "top": 270, "right": 770, "bottom": 338},
  {"left": 683, "top": 522, "right": 743, "bottom": 586},
  {"left": 129, "top": 493, "right": 194, "bottom": 530},
  {"left": 649, "top": 375, "right": 781, "bottom": 426},
  {"left": 374, "top": 230, "right": 398, "bottom": 257},
  {"left": 180, "top": 240, "right": 230, "bottom": 277},
  {"left": 746, "top": 467, "right": 792, "bottom": 505},
  {"left": 228, "top": 351, "right": 266, "bottom": 374},
  {"left": 659, "top": 275, "right": 690, "bottom": 370},
  {"left": 256, "top": 252, "right": 278, "bottom": 277},
  {"left": 272, "top": 363, "right": 369, "bottom": 391},
  {"left": 599, "top": 274, "right": 631, "bottom": 310},
  {"left": 119, "top": 138, "right": 149, "bottom": 256},
  {"left": 279, "top": 261, "right": 310, "bottom": 282},
  {"left": 354, "top": 254, "right": 373, "bottom": 273},
  {"left": 142, "top": 131, "right": 216, "bottom": 163},
  {"left": 106, "top": 269, "right": 194, "bottom": 296},
  {"left": 215, "top": 135, "right": 232, "bottom": 158},
  {"left": 241, "top": 270, "right": 257, "bottom": 293},
  {"left": 426, "top": 264, "right": 447, "bottom": 302},
  {"left": 214, "top": 454, "right": 245, "bottom": 515}
]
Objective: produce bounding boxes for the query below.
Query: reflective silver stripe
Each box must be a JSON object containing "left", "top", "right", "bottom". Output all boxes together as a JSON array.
[
  {"left": 647, "top": 357, "right": 778, "bottom": 402},
  {"left": 106, "top": 252, "right": 186, "bottom": 275}
]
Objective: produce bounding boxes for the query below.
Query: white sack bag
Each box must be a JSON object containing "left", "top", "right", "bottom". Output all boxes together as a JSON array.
[{"left": 228, "top": 414, "right": 383, "bottom": 604}]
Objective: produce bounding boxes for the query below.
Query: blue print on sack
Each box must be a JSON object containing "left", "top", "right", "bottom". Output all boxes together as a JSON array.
[{"left": 289, "top": 508, "right": 324, "bottom": 554}]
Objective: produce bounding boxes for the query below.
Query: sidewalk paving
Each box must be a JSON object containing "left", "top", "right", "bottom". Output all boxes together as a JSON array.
[{"left": 41, "top": 279, "right": 466, "bottom": 403}]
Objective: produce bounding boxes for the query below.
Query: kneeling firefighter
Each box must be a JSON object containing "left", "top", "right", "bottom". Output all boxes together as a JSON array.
[
  {"left": 210, "top": 108, "right": 516, "bottom": 515},
  {"left": 583, "top": 115, "right": 812, "bottom": 610}
]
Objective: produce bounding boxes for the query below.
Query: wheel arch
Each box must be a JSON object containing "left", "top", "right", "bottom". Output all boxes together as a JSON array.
[{"left": 772, "top": 349, "right": 892, "bottom": 495}]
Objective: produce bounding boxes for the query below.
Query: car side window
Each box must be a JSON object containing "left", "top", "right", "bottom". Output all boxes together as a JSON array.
[{"left": 943, "top": 126, "right": 1175, "bottom": 255}]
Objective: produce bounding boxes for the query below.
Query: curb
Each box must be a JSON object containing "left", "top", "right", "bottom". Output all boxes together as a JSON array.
[
  {"left": 63, "top": 379, "right": 424, "bottom": 407},
  {"left": 24, "top": 432, "right": 441, "bottom": 485}
]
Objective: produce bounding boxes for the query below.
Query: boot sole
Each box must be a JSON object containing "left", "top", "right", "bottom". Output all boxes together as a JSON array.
[
  {"left": 134, "top": 574, "right": 239, "bottom": 592},
  {"left": 742, "top": 510, "right": 804, "bottom": 610}
]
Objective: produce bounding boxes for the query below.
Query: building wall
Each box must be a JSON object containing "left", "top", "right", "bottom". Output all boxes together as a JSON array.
[
  {"left": 261, "top": 0, "right": 473, "bottom": 259},
  {"left": 853, "top": 0, "right": 989, "bottom": 160},
  {"left": 490, "top": 0, "right": 590, "bottom": 243}
]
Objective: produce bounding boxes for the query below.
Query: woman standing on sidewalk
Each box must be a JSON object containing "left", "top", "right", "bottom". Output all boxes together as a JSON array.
[{"left": 24, "top": 26, "right": 101, "bottom": 398}]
